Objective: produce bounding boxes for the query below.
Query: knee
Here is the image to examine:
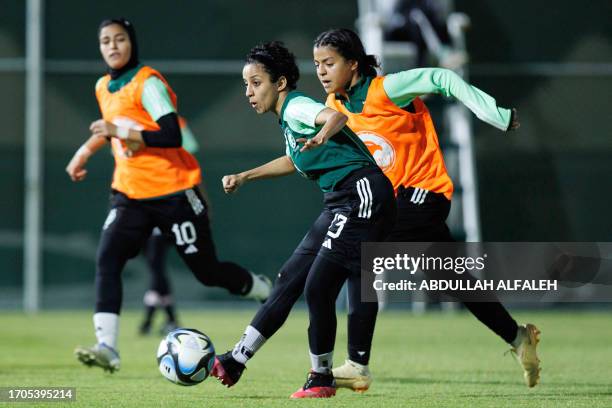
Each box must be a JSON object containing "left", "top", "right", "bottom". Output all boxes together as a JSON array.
[
  {"left": 96, "top": 243, "right": 137, "bottom": 274},
  {"left": 193, "top": 270, "right": 221, "bottom": 287},
  {"left": 304, "top": 280, "right": 331, "bottom": 308},
  {"left": 348, "top": 301, "right": 378, "bottom": 320},
  {"left": 96, "top": 251, "right": 121, "bottom": 280}
]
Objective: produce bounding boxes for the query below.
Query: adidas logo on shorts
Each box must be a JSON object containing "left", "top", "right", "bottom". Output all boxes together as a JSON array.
[
  {"left": 322, "top": 238, "right": 332, "bottom": 249},
  {"left": 184, "top": 244, "right": 198, "bottom": 254}
]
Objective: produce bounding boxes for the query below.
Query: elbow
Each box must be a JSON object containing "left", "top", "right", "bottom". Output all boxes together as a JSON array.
[
  {"left": 165, "top": 133, "right": 183, "bottom": 148},
  {"left": 141, "top": 129, "right": 182, "bottom": 148},
  {"left": 166, "top": 140, "right": 182, "bottom": 148},
  {"left": 333, "top": 111, "right": 348, "bottom": 127}
]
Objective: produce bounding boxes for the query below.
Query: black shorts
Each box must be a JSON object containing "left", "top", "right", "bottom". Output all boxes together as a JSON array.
[
  {"left": 386, "top": 186, "right": 454, "bottom": 242},
  {"left": 100, "top": 187, "right": 212, "bottom": 260},
  {"left": 293, "top": 165, "right": 397, "bottom": 274}
]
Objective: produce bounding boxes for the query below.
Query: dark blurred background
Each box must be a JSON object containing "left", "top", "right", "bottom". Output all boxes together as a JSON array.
[{"left": 1, "top": 0, "right": 610, "bottom": 309}]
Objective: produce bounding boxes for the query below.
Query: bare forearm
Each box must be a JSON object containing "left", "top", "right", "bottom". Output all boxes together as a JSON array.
[
  {"left": 241, "top": 155, "right": 295, "bottom": 181},
  {"left": 87, "top": 133, "right": 108, "bottom": 150},
  {"left": 299, "top": 109, "right": 349, "bottom": 151},
  {"left": 66, "top": 134, "right": 108, "bottom": 182},
  {"left": 222, "top": 155, "right": 295, "bottom": 194},
  {"left": 314, "top": 110, "right": 347, "bottom": 142},
  {"left": 78, "top": 134, "right": 109, "bottom": 158}
]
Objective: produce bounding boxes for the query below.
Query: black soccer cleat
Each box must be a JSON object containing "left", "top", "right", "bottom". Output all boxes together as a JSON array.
[
  {"left": 138, "top": 321, "right": 152, "bottom": 336},
  {"left": 210, "top": 351, "right": 246, "bottom": 387}
]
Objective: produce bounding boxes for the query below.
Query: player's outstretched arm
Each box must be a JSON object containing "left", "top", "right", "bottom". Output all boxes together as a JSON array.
[
  {"left": 65, "top": 134, "right": 108, "bottom": 182},
  {"left": 384, "top": 68, "right": 516, "bottom": 131},
  {"left": 222, "top": 155, "right": 295, "bottom": 194},
  {"left": 298, "top": 108, "right": 348, "bottom": 152}
]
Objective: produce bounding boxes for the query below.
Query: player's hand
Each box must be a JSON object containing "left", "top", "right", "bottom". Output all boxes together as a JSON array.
[
  {"left": 125, "top": 139, "right": 143, "bottom": 157},
  {"left": 89, "top": 119, "right": 118, "bottom": 138},
  {"left": 508, "top": 108, "right": 520, "bottom": 131},
  {"left": 222, "top": 174, "right": 245, "bottom": 194},
  {"left": 297, "top": 133, "right": 329, "bottom": 152},
  {"left": 66, "top": 152, "right": 89, "bottom": 182}
]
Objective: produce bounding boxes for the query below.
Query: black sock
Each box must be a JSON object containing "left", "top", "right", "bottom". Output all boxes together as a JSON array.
[
  {"left": 463, "top": 302, "right": 519, "bottom": 344},
  {"left": 164, "top": 304, "right": 177, "bottom": 324}
]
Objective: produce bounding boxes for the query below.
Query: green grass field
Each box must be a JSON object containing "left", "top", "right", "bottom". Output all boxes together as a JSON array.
[{"left": 1, "top": 309, "right": 611, "bottom": 407}]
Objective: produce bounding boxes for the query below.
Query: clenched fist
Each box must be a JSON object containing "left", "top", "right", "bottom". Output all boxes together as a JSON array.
[{"left": 222, "top": 174, "right": 246, "bottom": 194}]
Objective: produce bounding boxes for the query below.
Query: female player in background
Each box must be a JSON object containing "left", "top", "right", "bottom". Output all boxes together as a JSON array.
[
  {"left": 312, "top": 28, "right": 540, "bottom": 390},
  {"left": 214, "top": 41, "right": 396, "bottom": 398},
  {"left": 65, "top": 18, "right": 271, "bottom": 373}
]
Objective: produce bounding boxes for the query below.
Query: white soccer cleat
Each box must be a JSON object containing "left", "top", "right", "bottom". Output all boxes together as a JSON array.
[
  {"left": 511, "top": 323, "right": 541, "bottom": 387},
  {"left": 244, "top": 273, "right": 272, "bottom": 303},
  {"left": 75, "top": 343, "right": 120, "bottom": 373},
  {"left": 332, "top": 359, "right": 372, "bottom": 392}
]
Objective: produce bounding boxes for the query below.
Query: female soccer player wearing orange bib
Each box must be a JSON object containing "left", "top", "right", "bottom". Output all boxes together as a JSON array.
[
  {"left": 313, "top": 28, "right": 540, "bottom": 390},
  {"left": 65, "top": 18, "right": 271, "bottom": 373}
]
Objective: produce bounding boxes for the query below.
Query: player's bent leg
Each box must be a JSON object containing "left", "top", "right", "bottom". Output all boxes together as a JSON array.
[
  {"left": 85, "top": 197, "right": 150, "bottom": 371},
  {"left": 165, "top": 205, "right": 272, "bottom": 301},
  {"left": 211, "top": 252, "right": 317, "bottom": 387},
  {"left": 510, "top": 323, "right": 542, "bottom": 387}
]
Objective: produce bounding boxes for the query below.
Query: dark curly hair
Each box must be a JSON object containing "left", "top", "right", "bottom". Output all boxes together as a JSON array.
[
  {"left": 245, "top": 41, "right": 300, "bottom": 90},
  {"left": 314, "top": 28, "right": 379, "bottom": 77}
]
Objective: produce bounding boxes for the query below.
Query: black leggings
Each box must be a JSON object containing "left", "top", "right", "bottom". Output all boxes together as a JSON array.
[
  {"left": 380, "top": 186, "right": 519, "bottom": 344},
  {"left": 95, "top": 189, "right": 252, "bottom": 314},
  {"left": 143, "top": 232, "right": 171, "bottom": 296},
  {"left": 251, "top": 166, "right": 396, "bottom": 362}
]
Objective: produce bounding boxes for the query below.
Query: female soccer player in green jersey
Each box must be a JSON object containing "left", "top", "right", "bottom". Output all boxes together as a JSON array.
[{"left": 213, "top": 41, "right": 396, "bottom": 399}]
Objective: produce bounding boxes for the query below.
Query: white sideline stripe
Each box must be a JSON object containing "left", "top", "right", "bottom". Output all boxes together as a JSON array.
[
  {"left": 360, "top": 179, "right": 370, "bottom": 218},
  {"left": 410, "top": 187, "right": 419, "bottom": 203},
  {"left": 356, "top": 178, "right": 373, "bottom": 219},
  {"left": 412, "top": 188, "right": 423, "bottom": 204},
  {"left": 356, "top": 179, "right": 366, "bottom": 218},
  {"left": 409, "top": 187, "right": 429, "bottom": 205},
  {"left": 363, "top": 177, "right": 373, "bottom": 219},
  {"left": 419, "top": 189, "right": 429, "bottom": 204}
]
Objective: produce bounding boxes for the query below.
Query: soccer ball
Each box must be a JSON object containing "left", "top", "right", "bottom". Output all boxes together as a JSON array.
[{"left": 157, "top": 328, "right": 215, "bottom": 386}]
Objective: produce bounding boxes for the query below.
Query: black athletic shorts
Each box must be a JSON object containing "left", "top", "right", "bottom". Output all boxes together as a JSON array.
[
  {"left": 100, "top": 186, "right": 212, "bottom": 259},
  {"left": 293, "top": 165, "right": 397, "bottom": 274},
  {"left": 386, "top": 185, "right": 454, "bottom": 242}
]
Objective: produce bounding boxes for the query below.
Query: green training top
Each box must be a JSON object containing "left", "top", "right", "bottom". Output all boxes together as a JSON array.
[
  {"left": 280, "top": 91, "right": 375, "bottom": 192},
  {"left": 336, "top": 67, "right": 511, "bottom": 131}
]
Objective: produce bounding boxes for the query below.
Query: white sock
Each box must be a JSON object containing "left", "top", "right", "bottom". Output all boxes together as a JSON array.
[
  {"left": 245, "top": 272, "right": 270, "bottom": 300},
  {"left": 232, "top": 325, "right": 267, "bottom": 365},
  {"left": 143, "top": 290, "right": 161, "bottom": 307},
  {"left": 310, "top": 351, "right": 333, "bottom": 374},
  {"left": 93, "top": 312, "right": 119, "bottom": 349},
  {"left": 511, "top": 326, "right": 524, "bottom": 348}
]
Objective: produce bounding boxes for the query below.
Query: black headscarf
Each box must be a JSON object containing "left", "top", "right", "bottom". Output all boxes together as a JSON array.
[{"left": 98, "top": 18, "right": 140, "bottom": 79}]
